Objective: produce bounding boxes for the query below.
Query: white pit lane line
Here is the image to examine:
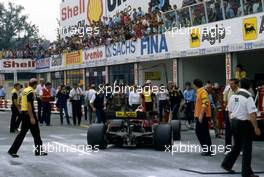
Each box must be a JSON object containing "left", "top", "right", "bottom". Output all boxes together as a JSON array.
[
  {"left": 50, "top": 141, "right": 95, "bottom": 156},
  {"left": 49, "top": 135, "right": 66, "bottom": 140}
]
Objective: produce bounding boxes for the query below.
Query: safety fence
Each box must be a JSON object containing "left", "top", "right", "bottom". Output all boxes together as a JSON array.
[{"left": 0, "top": 100, "right": 60, "bottom": 114}]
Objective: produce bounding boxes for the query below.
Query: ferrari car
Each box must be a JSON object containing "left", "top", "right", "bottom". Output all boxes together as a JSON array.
[{"left": 87, "top": 111, "right": 181, "bottom": 151}]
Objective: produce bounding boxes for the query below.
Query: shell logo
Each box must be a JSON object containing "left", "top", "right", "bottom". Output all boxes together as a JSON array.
[{"left": 87, "top": 0, "right": 103, "bottom": 24}]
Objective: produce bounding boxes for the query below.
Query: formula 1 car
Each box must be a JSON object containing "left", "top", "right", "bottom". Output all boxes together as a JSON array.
[{"left": 87, "top": 111, "right": 181, "bottom": 151}]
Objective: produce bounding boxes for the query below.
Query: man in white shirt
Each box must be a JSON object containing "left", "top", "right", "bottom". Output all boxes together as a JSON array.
[
  {"left": 85, "top": 84, "right": 96, "bottom": 124},
  {"left": 221, "top": 78, "right": 261, "bottom": 177},
  {"left": 129, "top": 85, "right": 141, "bottom": 111},
  {"left": 156, "top": 84, "right": 169, "bottom": 121},
  {"left": 69, "top": 83, "right": 83, "bottom": 126},
  {"left": 35, "top": 78, "right": 45, "bottom": 123}
]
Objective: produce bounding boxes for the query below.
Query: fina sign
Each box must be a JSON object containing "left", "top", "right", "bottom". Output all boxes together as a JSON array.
[{"left": 141, "top": 34, "right": 168, "bottom": 55}]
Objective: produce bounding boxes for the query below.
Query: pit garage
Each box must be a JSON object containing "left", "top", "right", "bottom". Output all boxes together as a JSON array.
[
  {"left": 236, "top": 50, "right": 264, "bottom": 88},
  {"left": 138, "top": 59, "right": 173, "bottom": 86},
  {"left": 178, "top": 54, "right": 226, "bottom": 88}
]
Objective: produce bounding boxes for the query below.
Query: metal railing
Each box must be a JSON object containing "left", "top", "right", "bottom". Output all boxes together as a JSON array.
[{"left": 162, "top": 0, "right": 263, "bottom": 29}]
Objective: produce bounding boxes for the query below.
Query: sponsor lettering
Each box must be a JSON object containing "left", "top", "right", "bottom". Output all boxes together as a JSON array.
[
  {"left": 202, "top": 25, "right": 226, "bottom": 45},
  {"left": 107, "top": 0, "right": 127, "bottom": 12},
  {"left": 259, "top": 16, "right": 264, "bottom": 34},
  {"left": 61, "top": 0, "right": 85, "bottom": 21},
  {"left": 84, "top": 49, "right": 103, "bottom": 61},
  {"left": 141, "top": 34, "right": 168, "bottom": 55},
  {"left": 3, "top": 60, "right": 35, "bottom": 68},
  {"left": 106, "top": 40, "right": 136, "bottom": 57},
  {"left": 65, "top": 51, "right": 82, "bottom": 66}
]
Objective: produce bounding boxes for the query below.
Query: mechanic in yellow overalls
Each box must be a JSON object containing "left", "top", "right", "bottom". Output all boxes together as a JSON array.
[
  {"left": 10, "top": 83, "right": 21, "bottom": 133},
  {"left": 8, "top": 78, "right": 47, "bottom": 158}
]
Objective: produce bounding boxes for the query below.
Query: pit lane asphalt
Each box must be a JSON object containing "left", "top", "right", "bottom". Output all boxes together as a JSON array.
[{"left": 0, "top": 111, "right": 263, "bottom": 177}]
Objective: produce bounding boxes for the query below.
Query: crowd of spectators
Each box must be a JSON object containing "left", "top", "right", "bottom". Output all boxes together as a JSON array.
[
  {"left": 1, "top": 0, "right": 263, "bottom": 59},
  {"left": 0, "top": 40, "right": 60, "bottom": 59}
]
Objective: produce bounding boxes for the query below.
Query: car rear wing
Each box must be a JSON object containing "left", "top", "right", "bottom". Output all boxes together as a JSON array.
[{"left": 105, "top": 112, "right": 147, "bottom": 120}]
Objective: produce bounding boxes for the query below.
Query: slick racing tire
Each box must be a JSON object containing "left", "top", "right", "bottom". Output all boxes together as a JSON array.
[
  {"left": 153, "top": 124, "right": 173, "bottom": 151},
  {"left": 87, "top": 124, "right": 108, "bottom": 149},
  {"left": 171, "top": 120, "right": 181, "bottom": 140}
]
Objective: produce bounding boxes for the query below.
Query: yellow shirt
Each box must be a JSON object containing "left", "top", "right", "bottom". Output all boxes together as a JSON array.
[
  {"left": 143, "top": 91, "right": 152, "bottom": 103},
  {"left": 0, "top": 51, "right": 3, "bottom": 59},
  {"left": 21, "top": 86, "right": 34, "bottom": 111},
  {"left": 235, "top": 71, "right": 246, "bottom": 81},
  {"left": 11, "top": 88, "right": 19, "bottom": 106},
  {"left": 194, "top": 88, "right": 211, "bottom": 118}
]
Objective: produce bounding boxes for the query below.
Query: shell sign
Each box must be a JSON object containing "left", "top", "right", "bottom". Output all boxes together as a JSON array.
[{"left": 87, "top": 0, "right": 103, "bottom": 24}]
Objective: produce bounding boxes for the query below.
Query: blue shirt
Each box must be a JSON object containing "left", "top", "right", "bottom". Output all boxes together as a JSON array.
[
  {"left": 183, "top": 89, "right": 195, "bottom": 102},
  {"left": 0, "top": 88, "right": 6, "bottom": 97},
  {"left": 208, "top": 94, "right": 216, "bottom": 108}
]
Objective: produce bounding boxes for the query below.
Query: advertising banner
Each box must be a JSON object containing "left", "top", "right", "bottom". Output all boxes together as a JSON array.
[
  {"left": 0, "top": 59, "right": 36, "bottom": 72},
  {"left": 225, "top": 53, "right": 232, "bottom": 83},
  {"left": 64, "top": 50, "right": 83, "bottom": 67},
  {"left": 36, "top": 57, "right": 50, "bottom": 70},
  {"left": 83, "top": 46, "right": 106, "bottom": 66},
  {"left": 106, "top": 39, "right": 139, "bottom": 64},
  {"left": 60, "top": 0, "right": 105, "bottom": 38},
  {"left": 144, "top": 71, "right": 161, "bottom": 81},
  {"left": 50, "top": 55, "right": 63, "bottom": 69}
]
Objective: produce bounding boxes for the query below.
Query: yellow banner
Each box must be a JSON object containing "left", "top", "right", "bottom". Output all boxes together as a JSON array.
[
  {"left": 190, "top": 28, "right": 201, "bottom": 48},
  {"left": 243, "top": 17, "right": 257, "bottom": 41},
  {"left": 65, "top": 50, "right": 83, "bottom": 66},
  {"left": 145, "top": 71, "right": 161, "bottom": 81}
]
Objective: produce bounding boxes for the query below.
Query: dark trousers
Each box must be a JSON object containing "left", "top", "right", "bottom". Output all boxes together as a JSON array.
[
  {"left": 221, "top": 119, "right": 254, "bottom": 177},
  {"left": 171, "top": 103, "right": 180, "bottom": 120},
  {"left": 42, "top": 102, "right": 51, "bottom": 126},
  {"left": 88, "top": 105, "right": 93, "bottom": 124},
  {"left": 72, "top": 100, "right": 82, "bottom": 125},
  {"left": 96, "top": 108, "right": 105, "bottom": 123},
  {"left": 10, "top": 106, "right": 21, "bottom": 132},
  {"left": 224, "top": 111, "right": 232, "bottom": 147},
  {"left": 185, "top": 102, "right": 194, "bottom": 124},
  {"left": 8, "top": 112, "right": 43, "bottom": 154},
  {"left": 195, "top": 117, "right": 212, "bottom": 150},
  {"left": 84, "top": 106, "right": 88, "bottom": 120},
  {"left": 145, "top": 102, "right": 153, "bottom": 112},
  {"left": 59, "top": 104, "right": 69, "bottom": 125},
  {"left": 131, "top": 104, "right": 140, "bottom": 111},
  {"left": 159, "top": 100, "right": 167, "bottom": 121},
  {"left": 37, "top": 98, "right": 43, "bottom": 122}
]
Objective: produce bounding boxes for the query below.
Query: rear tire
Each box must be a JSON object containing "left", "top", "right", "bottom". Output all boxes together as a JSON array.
[
  {"left": 153, "top": 124, "right": 173, "bottom": 151},
  {"left": 87, "top": 124, "right": 107, "bottom": 149},
  {"left": 171, "top": 120, "right": 181, "bottom": 140}
]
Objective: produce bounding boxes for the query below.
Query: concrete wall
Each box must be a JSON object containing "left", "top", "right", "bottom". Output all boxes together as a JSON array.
[
  {"left": 138, "top": 59, "right": 173, "bottom": 86},
  {"left": 180, "top": 54, "right": 226, "bottom": 88}
]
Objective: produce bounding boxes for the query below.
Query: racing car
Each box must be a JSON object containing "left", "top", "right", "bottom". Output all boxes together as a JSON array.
[{"left": 87, "top": 111, "right": 181, "bottom": 151}]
